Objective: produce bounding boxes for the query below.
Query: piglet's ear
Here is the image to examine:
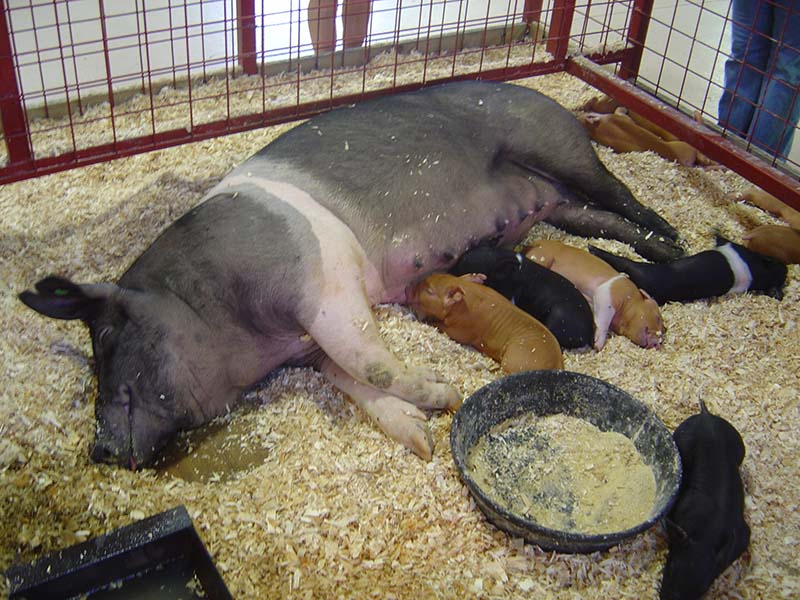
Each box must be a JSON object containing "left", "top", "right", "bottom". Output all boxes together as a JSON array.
[
  {"left": 444, "top": 286, "right": 465, "bottom": 309},
  {"left": 663, "top": 518, "right": 689, "bottom": 544},
  {"left": 493, "top": 255, "right": 520, "bottom": 280},
  {"left": 19, "top": 276, "right": 116, "bottom": 322},
  {"left": 640, "top": 288, "right": 657, "bottom": 304}
]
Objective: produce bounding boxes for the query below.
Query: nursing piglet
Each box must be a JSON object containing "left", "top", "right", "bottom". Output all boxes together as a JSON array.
[
  {"left": 588, "top": 235, "right": 787, "bottom": 303},
  {"left": 523, "top": 240, "right": 664, "bottom": 350},
  {"left": 449, "top": 246, "right": 594, "bottom": 350},
  {"left": 407, "top": 273, "right": 563, "bottom": 373},
  {"left": 660, "top": 400, "right": 750, "bottom": 600}
]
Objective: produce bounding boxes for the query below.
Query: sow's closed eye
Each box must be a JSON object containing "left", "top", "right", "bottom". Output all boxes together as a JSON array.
[{"left": 97, "top": 326, "right": 114, "bottom": 348}]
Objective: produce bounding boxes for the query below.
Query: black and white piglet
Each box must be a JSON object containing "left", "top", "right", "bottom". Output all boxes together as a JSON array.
[
  {"left": 660, "top": 400, "right": 750, "bottom": 600},
  {"left": 449, "top": 246, "right": 595, "bottom": 349},
  {"left": 589, "top": 234, "right": 786, "bottom": 304}
]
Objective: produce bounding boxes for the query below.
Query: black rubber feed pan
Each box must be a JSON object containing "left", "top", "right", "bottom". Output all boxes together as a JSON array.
[{"left": 451, "top": 370, "right": 682, "bottom": 553}]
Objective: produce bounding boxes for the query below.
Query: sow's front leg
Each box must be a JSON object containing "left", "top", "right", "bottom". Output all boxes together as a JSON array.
[
  {"left": 305, "top": 271, "right": 457, "bottom": 460},
  {"left": 303, "top": 271, "right": 460, "bottom": 412},
  {"left": 217, "top": 175, "right": 460, "bottom": 458},
  {"left": 257, "top": 177, "right": 460, "bottom": 416}
]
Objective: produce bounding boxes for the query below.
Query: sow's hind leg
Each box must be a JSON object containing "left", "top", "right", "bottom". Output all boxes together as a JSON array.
[
  {"left": 496, "top": 85, "right": 682, "bottom": 259},
  {"left": 547, "top": 198, "right": 682, "bottom": 262}
]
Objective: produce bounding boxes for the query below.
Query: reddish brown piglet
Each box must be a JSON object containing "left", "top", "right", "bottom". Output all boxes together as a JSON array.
[{"left": 407, "top": 273, "right": 563, "bottom": 373}]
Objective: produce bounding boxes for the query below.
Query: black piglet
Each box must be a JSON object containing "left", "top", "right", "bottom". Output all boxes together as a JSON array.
[
  {"left": 449, "top": 245, "right": 595, "bottom": 350},
  {"left": 589, "top": 234, "right": 787, "bottom": 304},
  {"left": 660, "top": 400, "right": 750, "bottom": 600}
]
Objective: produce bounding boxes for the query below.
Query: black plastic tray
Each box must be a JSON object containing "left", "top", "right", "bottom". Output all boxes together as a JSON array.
[{"left": 5, "top": 505, "right": 232, "bottom": 599}]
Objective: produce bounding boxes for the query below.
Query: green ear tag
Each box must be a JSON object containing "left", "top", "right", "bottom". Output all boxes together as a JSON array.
[{"left": 54, "top": 288, "right": 69, "bottom": 297}]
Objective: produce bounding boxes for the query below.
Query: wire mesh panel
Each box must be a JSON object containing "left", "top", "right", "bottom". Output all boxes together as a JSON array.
[
  {"left": 631, "top": 0, "right": 800, "bottom": 177},
  {"left": 0, "top": 0, "right": 798, "bottom": 207},
  {"left": 0, "top": 0, "right": 643, "bottom": 184}
]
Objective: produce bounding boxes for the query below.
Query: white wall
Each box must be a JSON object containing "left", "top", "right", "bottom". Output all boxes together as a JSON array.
[
  {"left": 8, "top": 0, "right": 234, "bottom": 110},
  {"left": 8, "top": 0, "right": 530, "bottom": 111},
  {"left": 6, "top": 0, "right": 796, "bottom": 164}
]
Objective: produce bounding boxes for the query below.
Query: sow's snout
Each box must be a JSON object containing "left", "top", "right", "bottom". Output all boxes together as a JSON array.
[{"left": 91, "top": 382, "right": 177, "bottom": 470}]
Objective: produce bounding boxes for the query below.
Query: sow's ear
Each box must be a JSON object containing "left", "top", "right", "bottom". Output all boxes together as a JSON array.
[{"left": 18, "top": 276, "right": 116, "bottom": 322}]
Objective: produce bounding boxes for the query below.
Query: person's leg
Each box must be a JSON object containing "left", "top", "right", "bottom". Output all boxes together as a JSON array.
[
  {"left": 718, "top": 0, "right": 774, "bottom": 138},
  {"left": 308, "top": 0, "right": 338, "bottom": 54},
  {"left": 748, "top": 0, "right": 800, "bottom": 158},
  {"left": 342, "top": 0, "right": 373, "bottom": 49}
]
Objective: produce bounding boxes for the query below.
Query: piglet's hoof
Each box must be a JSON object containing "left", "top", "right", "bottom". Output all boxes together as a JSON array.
[{"left": 367, "top": 396, "right": 435, "bottom": 461}]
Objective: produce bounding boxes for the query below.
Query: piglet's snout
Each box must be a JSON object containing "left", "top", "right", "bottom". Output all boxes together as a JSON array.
[{"left": 645, "top": 331, "right": 664, "bottom": 349}]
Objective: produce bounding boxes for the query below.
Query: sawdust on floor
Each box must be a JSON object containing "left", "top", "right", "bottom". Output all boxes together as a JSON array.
[{"left": 1, "top": 67, "right": 798, "bottom": 600}]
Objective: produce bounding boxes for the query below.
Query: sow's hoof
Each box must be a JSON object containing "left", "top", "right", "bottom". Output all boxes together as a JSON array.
[
  {"left": 429, "top": 381, "right": 463, "bottom": 411},
  {"left": 366, "top": 396, "right": 435, "bottom": 461}
]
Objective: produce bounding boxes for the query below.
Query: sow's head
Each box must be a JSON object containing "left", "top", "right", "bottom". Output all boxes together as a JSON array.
[{"left": 19, "top": 276, "right": 206, "bottom": 469}]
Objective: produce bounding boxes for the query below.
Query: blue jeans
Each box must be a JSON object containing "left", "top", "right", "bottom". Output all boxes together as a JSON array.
[{"left": 718, "top": 0, "right": 800, "bottom": 160}]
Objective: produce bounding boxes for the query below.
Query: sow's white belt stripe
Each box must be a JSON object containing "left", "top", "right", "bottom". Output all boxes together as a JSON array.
[
  {"left": 218, "top": 174, "right": 358, "bottom": 246},
  {"left": 715, "top": 243, "right": 753, "bottom": 294},
  {"left": 214, "top": 173, "right": 382, "bottom": 296}
]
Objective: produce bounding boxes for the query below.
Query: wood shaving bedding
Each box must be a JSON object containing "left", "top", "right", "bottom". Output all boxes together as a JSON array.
[{"left": 1, "top": 71, "right": 798, "bottom": 600}]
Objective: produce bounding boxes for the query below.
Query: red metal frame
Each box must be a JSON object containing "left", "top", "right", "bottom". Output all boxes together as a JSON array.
[
  {"left": 236, "top": 0, "right": 257, "bottom": 75},
  {"left": 0, "top": 0, "right": 32, "bottom": 168},
  {"left": 568, "top": 57, "right": 800, "bottom": 209},
  {"left": 617, "top": 0, "right": 653, "bottom": 81},
  {"left": 523, "top": 0, "right": 544, "bottom": 28},
  {"left": 1, "top": 0, "right": 798, "bottom": 212},
  {"left": 546, "top": 0, "right": 576, "bottom": 62}
]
